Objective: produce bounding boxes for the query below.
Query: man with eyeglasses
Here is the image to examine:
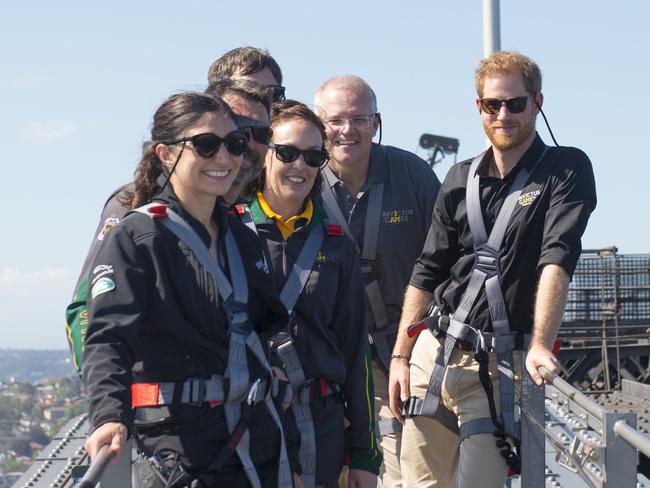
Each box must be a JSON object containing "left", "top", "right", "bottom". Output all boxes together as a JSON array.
[
  {"left": 389, "top": 51, "right": 597, "bottom": 487},
  {"left": 208, "top": 46, "right": 286, "bottom": 103},
  {"left": 314, "top": 75, "right": 442, "bottom": 488}
]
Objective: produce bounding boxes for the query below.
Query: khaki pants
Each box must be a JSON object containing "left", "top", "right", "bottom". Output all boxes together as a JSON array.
[{"left": 401, "top": 330, "right": 516, "bottom": 488}]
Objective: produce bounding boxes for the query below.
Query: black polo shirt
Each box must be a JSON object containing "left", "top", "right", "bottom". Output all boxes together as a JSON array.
[
  {"left": 322, "top": 143, "right": 441, "bottom": 323},
  {"left": 410, "top": 134, "right": 597, "bottom": 333}
]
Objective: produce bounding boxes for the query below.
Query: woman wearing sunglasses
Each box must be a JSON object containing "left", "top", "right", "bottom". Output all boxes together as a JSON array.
[
  {"left": 82, "top": 92, "right": 298, "bottom": 488},
  {"left": 244, "top": 100, "right": 379, "bottom": 488}
]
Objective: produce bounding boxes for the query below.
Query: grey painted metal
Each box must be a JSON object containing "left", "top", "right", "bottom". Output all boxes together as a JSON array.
[
  {"left": 540, "top": 366, "right": 607, "bottom": 421},
  {"left": 614, "top": 419, "right": 650, "bottom": 458},
  {"left": 520, "top": 357, "right": 545, "bottom": 488},
  {"left": 482, "top": 0, "right": 500, "bottom": 57},
  {"left": 603, "top": 411, "right": 637, "bottom": 487}
]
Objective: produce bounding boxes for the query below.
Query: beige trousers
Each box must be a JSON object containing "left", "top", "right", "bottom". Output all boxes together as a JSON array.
[{"left": 401, "top": 330, "right": 515, "bottom": 488}]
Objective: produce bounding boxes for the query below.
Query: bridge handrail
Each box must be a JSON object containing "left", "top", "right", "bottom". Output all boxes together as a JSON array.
[
  {"left": 72, "top": 444, "right": 114, "bottom": 488},
  {"left": 539, "top": 366, "right": 650, "bottom": 457}
]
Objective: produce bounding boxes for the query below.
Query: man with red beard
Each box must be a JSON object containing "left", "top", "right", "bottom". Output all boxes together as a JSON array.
[{"left": 389, "top": 51, "right": 597, "bottom": 487}]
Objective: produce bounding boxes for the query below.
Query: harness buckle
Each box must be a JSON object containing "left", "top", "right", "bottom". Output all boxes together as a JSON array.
[
  {"left": 188, "top": 378, "right": 206, "bottom": 406},
  {"left": 473, "top": 244, "right": 501, "bottom": 277},
  {"left": 246, "top": 378, "right": 264, "bottom": 406},
  {"left": 360, "top": 258, "right": 378, "bottom": 282}
]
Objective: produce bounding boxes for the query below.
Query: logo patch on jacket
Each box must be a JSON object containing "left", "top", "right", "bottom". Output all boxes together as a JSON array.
[
  {"left": 91, "top": 277, "right": 116, "bottom": 299},
  {"left": 518, "top": 190, "right": 541, "bottom": 207},
  {"left": 255, "top": 258, "right": 269, "bottom": 274},
  {"left": 97, "top": 217, "right": 120, "bottom": 241},
  {"left": 382, "top": 209, "right": 414, "bottom": 224}
]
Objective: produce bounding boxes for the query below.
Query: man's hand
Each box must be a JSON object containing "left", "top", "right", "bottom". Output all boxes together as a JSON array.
[
  {"left": 348, "top": 468, "right": 380, "bottom": 488},
  {"left": 84, "top": 421, "right": 127, "bottom": 462},
  {"left": 293, "top": 473, "right": 304, "bottom": 488},
  {"left": 525, "top": 342, "right": 560, "bottom": 385},
  {"left": 389, "top": 357, "right": 410, "bottom": 424}
]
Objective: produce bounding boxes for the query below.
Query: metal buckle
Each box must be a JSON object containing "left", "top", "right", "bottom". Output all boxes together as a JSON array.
[
  {"left": 246, "top": 378, "right": 264, "bottom": 406},
  {"left": 473, "top": 244, "right": 501, "bottom": 277}
]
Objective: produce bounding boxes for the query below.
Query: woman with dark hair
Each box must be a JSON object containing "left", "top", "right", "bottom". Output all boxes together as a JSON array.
[
  {"left": 244, "top": 100, "right": 380, "bottom": 487},
  {"left": 82, "top": 92, "right": 296, "bottom": 487}
]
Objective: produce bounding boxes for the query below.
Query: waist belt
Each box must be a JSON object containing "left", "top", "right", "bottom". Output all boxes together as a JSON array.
[
  {"left": 407, "top": 314, "right": 530, "bottom": 353},
  {"left": 131, "top": 376, "right": 281, "bottom": 408}
]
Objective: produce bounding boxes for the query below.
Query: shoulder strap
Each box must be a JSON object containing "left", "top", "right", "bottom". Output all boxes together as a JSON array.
[
  {"left": 133, "top": 204, "right": 247, "bottom": 304},
  {"left": 360, "top": 182, "right": 384, "bottom": 262},
  {"left": 455, "top": 146, "right": 548, "bottom": 324},
  {"left": 279, "top": 222, "right": 326, "bottom": 314},
  {"left": 235, "top": 204, "right": 259, "bottom": 236},
  {"left": 321, "top": 167, "right": 358, "bottom": 247}
]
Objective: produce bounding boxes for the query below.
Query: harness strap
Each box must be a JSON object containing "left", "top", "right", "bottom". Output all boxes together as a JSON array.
[
  {"left": 131, "top": 375, "right": 226, "bottom": 408},
  {"left": 402, "top": 147, "right": 548, "bottom": 451},
  {"left": 235, "top": 204, "right": 259, "bottom": 235},
  {"left": 279, "top": 222, "right": 326, "bottom": 314},
  {"left": 133, "top": 204, "right": 292, "bottom": 488},
  {"left": 321, "top": 167, "right": 393, "bottom": 368}
]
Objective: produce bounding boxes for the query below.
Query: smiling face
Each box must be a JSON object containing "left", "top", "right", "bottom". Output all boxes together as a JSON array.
[
  {"left": 263, "top": 118, "right": 322, "bottom": 215},
  {"left": 317, "top": 86, "right": 378, "bottom": 169},
  {"left": 221, "top": 93, "right": 269, "bottom": 202},
  {"left": 160, "top": 112, "right": 242, "bottom": 205},
  {"left": 477, "top": 72, "right": 540, "bottom": 152}
]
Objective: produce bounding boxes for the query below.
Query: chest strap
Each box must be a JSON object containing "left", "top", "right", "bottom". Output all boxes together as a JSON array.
[
  {"left": 134, "top": 204, "right": 292, "bottom": 488},
  {"left": 270, "top": 221, "right": 327, "bottom": 488},
  {"left": 321, "top": 167, "right": 393, "bottom": 371}
]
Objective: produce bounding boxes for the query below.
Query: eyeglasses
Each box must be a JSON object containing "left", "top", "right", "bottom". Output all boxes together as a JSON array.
[
  {"left": 324, "top": 114, "right": 376, "bottom": 129},
  {"left": 266, "top": 84, "right": 286, "bottom": 102},
  {"left": 479, "top": 96, "right": 530, "bottom": 115},
  {"left": 165, "top": 131, "right": 249, "bottom": 158},
  {"left": 269, "top": 144, "right": 329, "bottom": 168}
]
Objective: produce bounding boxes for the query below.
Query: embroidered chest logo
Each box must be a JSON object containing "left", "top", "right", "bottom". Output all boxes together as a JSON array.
[
  {"left": 255, "top": 258, "right": 270, "bottom": 274},
  {"left": 518, "top": 190, "right": 541, "bottom": 207},
  {"left": 316, "top": 251, "right": 327, "bottom": 263},
  {"left": 382, "top": 208, "right": 415, "bottom": 224}
]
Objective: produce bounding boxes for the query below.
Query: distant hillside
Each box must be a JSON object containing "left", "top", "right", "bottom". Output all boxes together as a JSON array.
[{"left": 0, "top": 350, "right": 76, "bottom": 383}]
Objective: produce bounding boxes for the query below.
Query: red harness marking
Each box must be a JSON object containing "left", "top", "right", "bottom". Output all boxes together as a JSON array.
[{"left": 131, "top": 383, "right": 160, "bottom": 408}]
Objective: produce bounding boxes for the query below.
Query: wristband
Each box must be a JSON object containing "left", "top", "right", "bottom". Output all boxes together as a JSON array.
[{"left": 390, "top": 354, "right": 410, "bottom": 361}]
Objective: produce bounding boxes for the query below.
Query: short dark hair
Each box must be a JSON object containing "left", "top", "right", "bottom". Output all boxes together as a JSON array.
[
  {"left": 247, "top": 100, "right": 326, "bottom": 202},
  {"left": 121, "top": 92, "right": 234, "bottom": 209},
  {"left": 205, "top": 78, "right": 272, "bottom": 114},
  {"left": 208, "top": 47, "right": 283, "bottom": 85}
]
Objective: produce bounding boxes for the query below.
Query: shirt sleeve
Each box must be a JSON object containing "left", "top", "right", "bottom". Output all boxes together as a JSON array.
[
  {"left": 83, "top": 222, "right": 153, "bottom": 435},
  {"left": 537, "top": 147, "right": 597, "bottom": 277}
]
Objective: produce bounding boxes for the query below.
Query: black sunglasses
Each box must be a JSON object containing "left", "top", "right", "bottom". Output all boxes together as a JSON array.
[
  {"left": 165, "top": 130, "right": 249, "bottom": 158},
  {"left": 235, "top": 116, "right": 273, "bottom": 145},
  {"left": 269, "top": 144, "right": 329, "bottom": 168},
  {"left": 479, "top": 96, "right": 530, "bottom": 115},
  {"left": 266, "top": 84, "right": 286, "bottom": 102}
]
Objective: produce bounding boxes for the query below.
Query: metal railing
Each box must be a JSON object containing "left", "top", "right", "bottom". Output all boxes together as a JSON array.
[
  {"left": 72, "top": 445, "right": 114, "bottom": 488},
  {"left": 524, "top": 365, "right": 649, "bottom": 487}
]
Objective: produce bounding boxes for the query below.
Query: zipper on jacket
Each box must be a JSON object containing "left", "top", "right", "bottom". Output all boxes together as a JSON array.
[{"left": 282, "top": 240, "right": 288, "bottom": 279}]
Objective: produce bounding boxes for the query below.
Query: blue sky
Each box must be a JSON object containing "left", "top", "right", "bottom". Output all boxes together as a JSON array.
[{"left": 1, "top": 1, "right": 649, "bottom": 349}]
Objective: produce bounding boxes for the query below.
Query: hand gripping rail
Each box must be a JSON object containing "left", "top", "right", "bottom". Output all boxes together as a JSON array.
[{"left": 73, "top": 445, "right": 114, "bottom": 488}]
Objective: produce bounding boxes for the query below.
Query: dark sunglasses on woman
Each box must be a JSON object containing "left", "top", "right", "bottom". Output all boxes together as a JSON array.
[
  {"left": 479, "top": 96, "right": 530, "bottom": 115},
  {"left": 269, "top": 143, "right": 329, "bottom": 168},
  {"left": 165, "top": 130, "right": 249, "bottom": 158}
]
